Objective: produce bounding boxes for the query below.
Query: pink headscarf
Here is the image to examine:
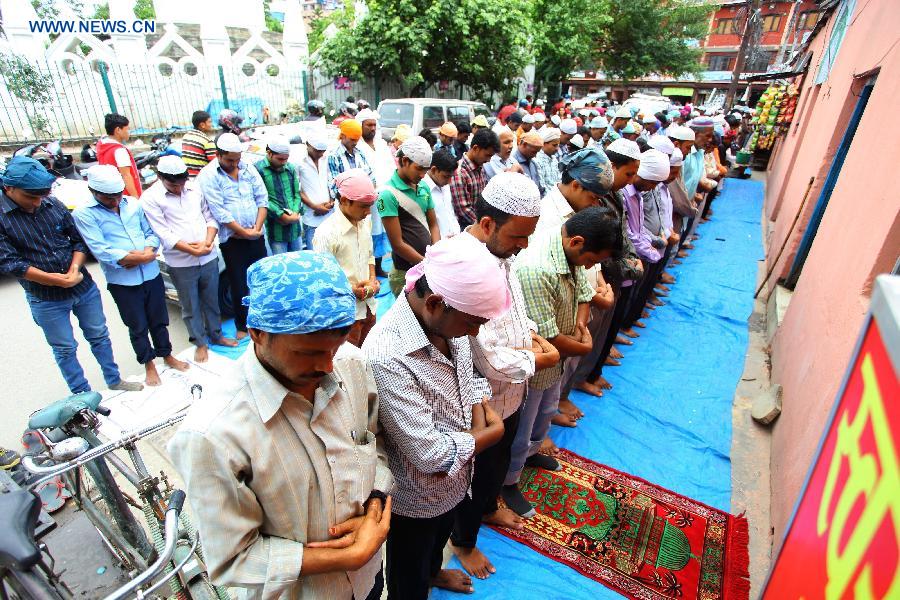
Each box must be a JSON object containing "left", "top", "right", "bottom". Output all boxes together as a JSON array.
[
  {"left": 335, "top": 168, "right": 376, "bottom": 204},
  {"left": 404, "top": 236, "right": 511, "bottom": 320}
]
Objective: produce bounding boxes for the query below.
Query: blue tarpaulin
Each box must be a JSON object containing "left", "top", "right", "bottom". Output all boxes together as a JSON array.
[
  {"left": 432, "top": 178, "right": 765, "bottom": 599},
  {"left": 205, "top": 97, "right": 266, "bottom": 127}
]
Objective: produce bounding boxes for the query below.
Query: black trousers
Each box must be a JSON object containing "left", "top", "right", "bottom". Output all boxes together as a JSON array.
[
  {"left": 451, "top": 409, "right": 521, "bottom": 548},
  {"left": 702, "top": 187, "right": 719, "bottom": 219},
  {"left": 107, "top": 274, "right": 171, "bottom": 365},
  {"left": 386, "top": 508, "right": 457, "bottom": 600},
  {"left": 624, "top": 257, "right": 664, "bottom": 327},
  {"left": 219, "top": 236, "right": 267, "bottom": 332},
  {"left": 593, "top": 283, "right": 632, "bottom": 376},
  {"left": 353, "top": 569, "right": 384, "bottom": 600}
]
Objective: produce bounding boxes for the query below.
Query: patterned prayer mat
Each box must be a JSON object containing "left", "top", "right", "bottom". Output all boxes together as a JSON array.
[{"left": 493, "top": 449, "right": 750, "bottom": 599}]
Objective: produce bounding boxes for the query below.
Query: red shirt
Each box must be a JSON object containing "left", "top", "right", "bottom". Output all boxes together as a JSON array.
[{"left": 96, "top": 137, "right": 142, "bottom": 197}]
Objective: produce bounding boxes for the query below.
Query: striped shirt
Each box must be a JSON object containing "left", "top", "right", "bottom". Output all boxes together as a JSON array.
[
  {"left": 180, "top": 129, "right": 216, "bottom": 177},
  {"left": 362, "top": 294, "right": 491, "bottom": 519},
  {"left": 514, "top": 229, "right": 594, "bottom": 390},
  {"left": 197, "top": 159, "right": 269, "bottom": 243},
  {"left": 167, "top": 343, "right": 393, "bottom": 600},
  {"left": 326, "top": 146, "right": 373, "bottom": 202},
  {"left": 254, "top": 159, "right": 303, "bottom": 244},
  {"left": 462, "top": 231, "right": 536, "bottom": 420},
  {"left": 0, "top": 192, "right": 93, "bottom": 300},
  {"left": 533, "top": 150, "right": 561, "bottom": 194},
  {"left": 448, "top": 154, "right": 486, "bottom": 228}
]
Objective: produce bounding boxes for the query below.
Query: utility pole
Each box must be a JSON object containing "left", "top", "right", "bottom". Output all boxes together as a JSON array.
[
  {"left": 725, "top": 0, "right": 761, "bottom": 109},
  {"left": 775, "top": 0, "right": 802, "bottom": 66}
]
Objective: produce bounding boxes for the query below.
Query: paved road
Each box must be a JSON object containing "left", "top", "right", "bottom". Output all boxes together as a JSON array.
[{"left": 0, "top": 260, "right": 192, "bottom": 449}]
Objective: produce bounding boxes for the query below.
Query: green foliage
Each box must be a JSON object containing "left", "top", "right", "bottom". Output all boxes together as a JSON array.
[
  {"left": 133, "top": 0, "right": 156, "bottom": 20},
  {"left": 92, "top": 2, "right": 109, "bottom": 19},
  {"left": 0, "top": 53, "right": 55, "bottom": 136},
  {"left": 530, "top": 0, "right": 612, "bottom": 101},
  {"left": 596, "top": 0, "right": 709, "bottom": 83},
  {"left": 263, "top": 0, "right": 284, "bottom": 33},
  {"left": 316, "top": 0, "right": 532, "bottom": 97},
  {"left": 308, "top": 4, "right": 354, "bottom": 54}
]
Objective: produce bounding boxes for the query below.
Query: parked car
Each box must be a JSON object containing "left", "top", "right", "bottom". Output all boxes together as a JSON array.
[{"left": 376, "top": 98, "right": 493, "bottom": 142}]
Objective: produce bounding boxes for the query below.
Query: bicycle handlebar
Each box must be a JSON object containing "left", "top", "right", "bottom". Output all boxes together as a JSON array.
[{"left": 101, "top": 490, "right": 186, "bottom": 600}]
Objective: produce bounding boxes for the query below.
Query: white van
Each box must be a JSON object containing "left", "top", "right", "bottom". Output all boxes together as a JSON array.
[{"left": 376, "top": 98, "right": 493, "bottom": 141}]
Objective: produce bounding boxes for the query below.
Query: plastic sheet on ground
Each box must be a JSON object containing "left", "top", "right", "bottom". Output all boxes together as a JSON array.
[{"left": 433, "top": 178, "right": 764, "bottom": 599}]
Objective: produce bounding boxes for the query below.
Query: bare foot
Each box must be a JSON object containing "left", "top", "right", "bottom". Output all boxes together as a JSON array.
[
  {"left": 552, "top": 412, "right": 578, "bottom": 427},
  {"left": 604, "top": 357, "right": 621, "bottom": 367},
  {"left": 451, "top": 545, "right": 496, "bottom": 580},
  {"left": 235, "top": 330, "right": 249, "bottom": 340},
  {"left": 483, "top": 507, "right": 525, "bottom": 531},
  {"left": 661, "top": 273, "right": 675, "bottom": 284},
  {"left": 431, "top": 569, "right": 474, "bottom": 594},
  {"left": 673, "top": 259, "right": 683, "bottom": 265},
  {"left": 540, "top": 438, "right": 559, "bottom": 456},
  {"left": 677, "top": 250, "right": 689, "bottom": 258},
  {"left": 597, "top": 375, "right": 613, "bottom": 390},
  {"left": 575, "top": 381, "right": 604, "bottom": 397},
  {"left": 642, "top": 309, "right": 652, "bottom": 318},
  {"left": 144, "top": 362, "right": 162, "bottom": 386},
  {"left": 610, "top": 347, "right": 623, "bottom": 359},
  {"left": 634, "top": 320, "right": 647, "bottom": 329},
  {"left": 164, "top": 355, "right": 190, "bottom": 371},
  {"left": 616, "top": 335, "right": 634, "bottom": 345},
  {"left": 194, "top": 345, "right": 209, "bottom": 363},
  {"left": 213, "top": 337, "right": 239, "bottom": 347},
  {"left": 622, "top": 328, "right": 640, "bottom": 339},
  {"left": 558, "top": 398, "right": 584, "bottom": 418}
]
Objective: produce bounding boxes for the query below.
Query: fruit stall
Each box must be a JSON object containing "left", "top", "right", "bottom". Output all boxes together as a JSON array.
[{"left": 746, "top": 83, "right": 799, "bottom": 170}]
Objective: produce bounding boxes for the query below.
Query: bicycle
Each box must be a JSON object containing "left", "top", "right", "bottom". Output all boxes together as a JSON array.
[{"left": 20, "top": 385, "right": 227, "bottom": 600}]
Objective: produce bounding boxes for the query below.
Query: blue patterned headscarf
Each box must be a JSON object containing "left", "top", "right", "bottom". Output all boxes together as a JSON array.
[
  {"left": 243, "top": 251, "right": 356, "bottom": 334},
  {"left": 559, "top": 147, "right": 614, "bottom": 196}
]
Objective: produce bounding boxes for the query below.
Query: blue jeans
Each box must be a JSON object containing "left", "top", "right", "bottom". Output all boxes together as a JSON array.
[
  {"left": 27, "top": 281, "right": 121, "bottom": 393},
  {"left": 270, "top": 238, "right": 303, "bottom": 254},
  {"left": 168, "top": 259, "right": 222, "bottom": 346},
  {"left": 505, "top": 379, "right": 562, "bottom": 486},
  {"left": 302, "top": 225, "right": 317, "bottom": 250}
]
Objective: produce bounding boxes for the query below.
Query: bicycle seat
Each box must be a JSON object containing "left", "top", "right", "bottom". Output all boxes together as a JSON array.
[
  {"left": 28, "top": 391, "right": 103, "bottom": 430},
  {"left": 0, "top": 490, "right": 41, "bottom": 569}
]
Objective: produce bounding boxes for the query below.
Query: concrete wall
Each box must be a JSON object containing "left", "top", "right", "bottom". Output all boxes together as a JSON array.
[{"left": 764, "top": 0, "right": 900, "bottom": 541}]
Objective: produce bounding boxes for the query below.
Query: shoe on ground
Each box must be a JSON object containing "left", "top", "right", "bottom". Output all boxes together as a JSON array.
[
  {"left": 501, "top": 484, "right": 537, "bottom": 519},
  {"left": 0, "top": 448, "right": 21, "bottom": 470},
  {"left": 110, "top": 380, "right": 144, "bottom": 392},
  {"left": 525, "top": 453, "right": 561, "bottom": 472}
]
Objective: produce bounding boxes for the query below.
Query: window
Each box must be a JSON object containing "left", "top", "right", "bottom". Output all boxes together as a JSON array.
[
  {"left": 797, "top": 11, "right": 819, "bottom": 30},
  {"left": 473, "top": 105, "right": 491, "bottom": 120},
  {"left": 762, "top": 14, "right": 783, "bottom": 33},
  {"left": 378, "top": 102, "right": 414, "bottom": 128},
  {"left": 713, "top": 18, "right": 737, "bottom": 34},
  {"left": 707, "top": 54, "right": 735, "bottom": 71},
  {"left": 447, "top": 106, "right": 470, "bottom": 125},
  {"left": 422, "top": 105, "right": 445, "bottom": 128},
  {"left": 745, "top": 51, "right": 775, "bottom": 73}
]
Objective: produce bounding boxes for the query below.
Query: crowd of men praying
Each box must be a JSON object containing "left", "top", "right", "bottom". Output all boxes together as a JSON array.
[{"left": 0, "top": 96, "right": 742, "bottom": 599}]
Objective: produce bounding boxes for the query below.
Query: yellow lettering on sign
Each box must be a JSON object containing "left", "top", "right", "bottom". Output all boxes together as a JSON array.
[{"left": 816, "top": 354, "right": 899, "bottom": 600}]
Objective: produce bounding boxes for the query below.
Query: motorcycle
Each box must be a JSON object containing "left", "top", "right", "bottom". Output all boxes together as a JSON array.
[
  {"left": 133, "top": 127, "right": 181, "bottom": 188},
  {"left": 12, "top": 140, "right": 80, "bottom": 180}
]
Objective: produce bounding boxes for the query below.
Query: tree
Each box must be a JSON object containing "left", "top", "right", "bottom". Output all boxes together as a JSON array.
[
  {"left": 308, "top": 4, "right": 354, "bottom": 54},
  {"left": 0, "top": 53, "right": 56, "bottom": 137},
  {"left": 530, "top": 0, "right": 612, "bottom": 101},
  {"left": 316, "top": 0, "right": 532, "bottom": 97},
  {"left": 596, "top": 0, "right": 709, "bottom": 83}
]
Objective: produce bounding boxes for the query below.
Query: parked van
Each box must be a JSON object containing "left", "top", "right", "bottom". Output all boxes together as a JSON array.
[{"left": 376, "top": 98, "right": 493, "bottom": 142}]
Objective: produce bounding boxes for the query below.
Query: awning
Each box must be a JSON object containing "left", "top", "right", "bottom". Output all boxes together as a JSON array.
[
  {"left": 745, "top": 53, "right": 812, "bottom": 82},
  {"left": 661, "top": 87, "right": 694, "bottom": 96}
]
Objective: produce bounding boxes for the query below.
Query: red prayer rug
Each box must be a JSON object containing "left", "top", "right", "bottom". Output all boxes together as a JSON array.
[{"left": 492, "top": 449, "right": 750, "bottom": 599}]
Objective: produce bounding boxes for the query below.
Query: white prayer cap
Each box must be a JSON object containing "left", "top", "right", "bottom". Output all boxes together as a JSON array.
[
  {"left": 648, "top": 135, "right": 675, "bottom": 156},
  {"left": 668, "top": 125, "right": 695, "bottom": 141},
  {"left": 157, "top": 155, "right": 187, "bottom": 176},
  {"left": 267, "top": 136, "right": 291, "bottom": 155},
  {"left": 533, "top": 112, "right": 546, "bottom": 122},
  {"left": 522, "top": 113, "right": 535, "bottom": 124},
  {"left": 305, "top": 132, "right": 329, "bottom": 151},
  {"left": 670, "top": 147, "right": 684, "bottom": 167},
  {"left": 613, "top": 106, "right": 632, "bottom": 119},
  {"left": 216, "top": 132, "right": 243, "bottom": 153},
  {"left": 535, "top": 99, "right": 545, "bottom": 106},
  {"left": 590, "top": 116, "right": 608, "bottom": 129},
  {"left": 482, "top": 171, "right": 541, "bottom": 217},
  {"left": 569, "top": 134, "right": 585, "bottom": 149},
  {"left": 642, "top": 114, "right": 658, "bottom": 124},
  {"left": 605, "top": 138, "right": 641, "bottom": 160},
  {"left": 400, "top": 135, "right": 433, "bottom": 168},
  {"left": 560, "top": 118, "right": 577, "bottom": 135},
  {"left": 356, "top": 108, "right": 379, "bottom": 123},
  {"left": 637, "top": 149, "right": 670, "bottom": 182},
  {"left": 541, "top": 127, "right": 561, "bottom": 142},
  {"left": 550, "top": 115, "right": 561, "bottom": 126},
  {"left": 86, "top": 164, "right": 125, "bottom": 193}
]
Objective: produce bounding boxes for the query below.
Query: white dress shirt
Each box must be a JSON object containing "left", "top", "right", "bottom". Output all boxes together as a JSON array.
[
  {"left": 424, "top": 174, "right": 460, "bottom": 238},
  {"left": 140, "top": 179, "right": 218, "bottom": 268},
  {"left": 297, "top": 153, "right": 332, "bottom": 228},
  {"left": 312, "top": 208, "right": 377, "bottom": 319},
  {"left": 461, "top": 231, "right": 536, "bottom": 420}
]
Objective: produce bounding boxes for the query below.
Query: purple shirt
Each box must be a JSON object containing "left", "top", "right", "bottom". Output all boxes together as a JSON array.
[{"left": 623, "top": 184, "right": 662, "bottom": 263}]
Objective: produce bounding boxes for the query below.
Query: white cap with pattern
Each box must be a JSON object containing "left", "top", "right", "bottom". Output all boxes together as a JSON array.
[{"left": 481, "top": 171, "right": 541, "bottom": 217}]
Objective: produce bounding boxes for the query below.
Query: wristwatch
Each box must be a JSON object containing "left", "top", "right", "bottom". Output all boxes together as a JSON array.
[{"left": 365, "top": 490, "right": 387, "bottom": 510}]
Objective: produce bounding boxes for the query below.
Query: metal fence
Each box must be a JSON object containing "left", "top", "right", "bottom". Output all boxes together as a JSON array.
[{"left": 0, "top": 59, "right": 502, "bottom": 146}]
